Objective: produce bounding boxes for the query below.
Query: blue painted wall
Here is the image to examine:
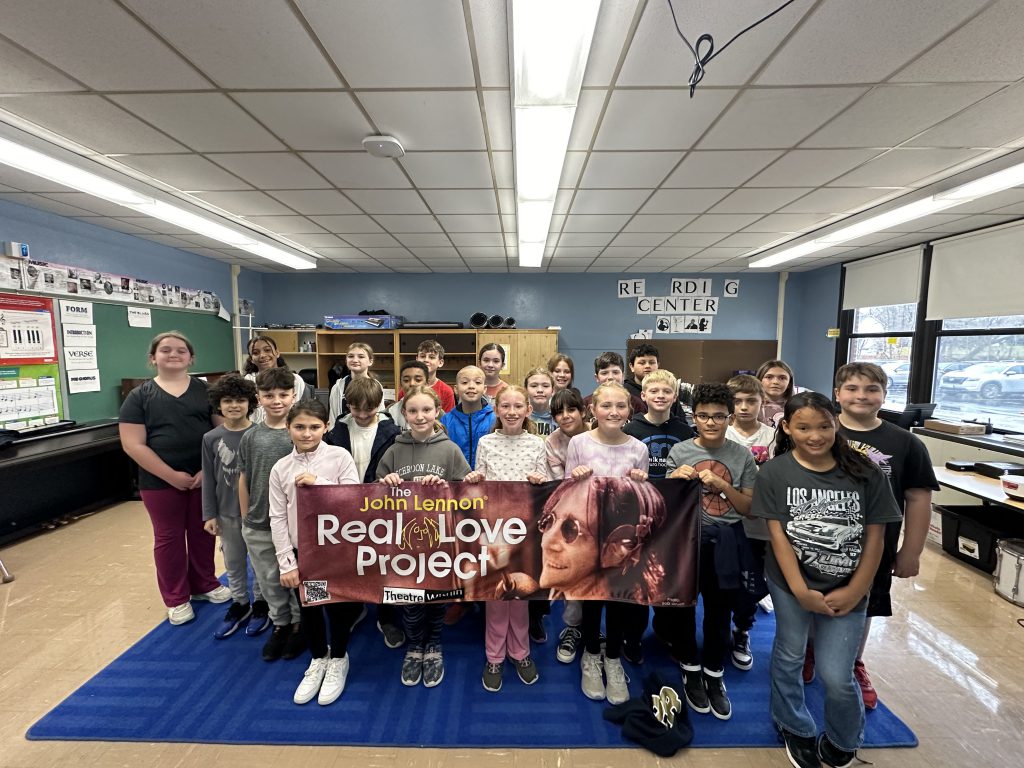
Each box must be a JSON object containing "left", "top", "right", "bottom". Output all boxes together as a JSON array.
[
  {"left": 260, "top": 271, "right": 780, "bottom": 372},
  {"left": 780, "top": 264, "right": 841, "bottom": 395},
  {"left": 0, "top": 198, "right": 261, "bottom": 307}
]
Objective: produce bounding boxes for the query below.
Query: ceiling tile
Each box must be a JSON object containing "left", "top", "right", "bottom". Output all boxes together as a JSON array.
[
  {"left": 804, "top": 84, "right": 1002, "bottom": 148},
  {"left": 549, "top": 255, "right": 598, "bottom": 265},
  {"left": 949, "top": 187, "right": 1024, "bottom": 214},
  {"left": 483, "top": 90, "right": 513, "bottom": 151},
  {"left": 300, "top": 153, "right": 409, "bottom": 188},
  {"left": 589, "top": 258, "right": 640, "bottom": 267},
  {"left": 37, "top": 192, "right": 133, "bottom": 216},
  {"left": 830, "top": 148, "right": 984, "bottom": 187},
  {"left": 618, "top": 0, "right": 807, "bottom": 87},
  {"left": 192, "top": 191, "right": 293, "bottom": 216},
  {"left": 683, "top": 213, "right": 763, "bottom": 232},
  {"left": 437, "top": 214, "right": 501, "bottom": 232},
  {"left": 708, "top": 188, "right": 814, "bottom": 214},
  {"left": 400, "top": 153, "right": 493, "bottom": 188},
  {"left": 755, "top": 0, "right": 988, "bottom": 85},
  {"left": 2, "top": 0, "right": 210, "bottom": 90},
  {"left": 116, "top": 154, "right": 251, "bottom": 191},
  {"left": 126, "top": 0, "right": 341, "bottom": 88},
  {"left": 343, "top": 233, "right": 401, "bottom": 248},
  {"left": 0, "top": 36, "right": 83, "bottom": 92},
  {"left": 409, "top": 247, "right": 460, "bottom": 259},
  {"left": 609, "top": 232, "right": 672, "bottom": 247},
  {"left": 395, "top": 233, "right": 451, "bottom": 247},
  {"left": 342, "top": 190, "right": 429, "bottom": 214},
  {"left": 232, "top": 92, "right": 372, "bottom": 151},
  {"left": 460, "top": 247, "right": 507, "bottom": 258},
  {"left": 713, "top": 232, "right": 790, "bottom": 249},
  {"left": 562, "top": 214, "right": 631, "bottom": 232},
  {"left": 0, "top": 192, "right": 92, "bottom": 218},
  {"left": 623, "top": 214, "right": 696, "bottom": 232},
  {"left": 207, "top": 153, "right": 330, "bottom": 189},
  {"left": 0, "top": 95, "right": 186, "bottom": 154},
  {"left": 579, "top": 152, "right": 683, "bottom": 188},
  {"left": 359, "top": 91, "right": 485, "bottom": 150},
  {"left": 570, "top": 189, "right": 649, "bottom": 214},
  {"left": 0, "top": 166, "right": 79, "bottom": 193},
  {"left": 742, "top": 213, "right": 834, "bottom": 232},
  {"left": 242, "top": 216, "right": 327, "bottom": 234},
  {"left": 922, "top": 213, "right": 1020, "bottom": 233},
  {"left": 596, "top": 89, "right": 738, "bottom": 150},
  {"left": 745, "top": 149, "right": 884, "bottom": 187},
  {"left": 299, "top": 0, "right": 474, "bottom": 87},
  {"left": 421, "top": 189, "right": 497, "bottom": 215},
  {"left": 664, "top": 150, "right": 784, "bottom": 187},
  {"left": 600, "top": 246, "right": 651, "bottom": 259},
  {"left": 469, "top": 0, "right": 508, "bottom": 87},
  {"left": 307, "top": 215, "right": 385, "bottom": 233},
  {"left": 371, "top": 215, "right": 442, "bottom": 233},
  {"left": 906, "top": 83, "right": 1024, "bottom": 148},
  {"left": 661, "top": 232, "right": 725, "bottom": 247},
  {"left": 117, "top": 216, "right": 191, "bottom": 235},
  {"left": 556, "top": 233, "right": 615, "bottom": 247},
  {"left": 584, "top": 0, "right": 642, "bottom": 86},
  {"left": 74, "top": 216, "right": 155, "bottom": 235},
  {"left": 568, "top": 89, "right": 606, "bottom": 151},
  {"left": 449, "top": 232, "right": 504, "bottom": 247},
  {"left": 892, "top": 1, "right": 1024, "bottom": 83},
  {"left": 493, "top": 153, "right": 514, "bottom": 189},
  {"left": 640, "top": 188, "right": 730, "bottom": 214},
  {"left": 266, "top": 190, "right": 360, "bottom": 216},
  {"left": 697, "top": 88, "right": 866, "bottom": 149},
  {"left": 285, "top": 233, "right": 348, "bottom": 248},
  {"left": 316, "top": 247, "right": 373, "bottom": 260},
  {"left": 110, "top": 94, "right": 284, "bottom": 152},
  {"left": 778, "top": 187, "right": 902, "bottom": 214}
]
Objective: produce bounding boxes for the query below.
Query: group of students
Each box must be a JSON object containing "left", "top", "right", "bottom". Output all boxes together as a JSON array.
[{"left": 119, "top": 332, "right": 936, "bottom": 768}]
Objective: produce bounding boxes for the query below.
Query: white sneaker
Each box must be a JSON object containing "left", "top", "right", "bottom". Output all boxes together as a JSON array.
[
  {"left": 758, "top": 595, "right": 775, "bottom": 613},
  {"left": 167, "top": 602, "right": 194, "bottom": 625},
  {"left": 293, "top": 657, "right": 329, "bottom": 704},
  {"left": 580, "top": 650, "right": 605, "bottom": 700},
  {"left": 318, "top": 655, "right": 350, "bottom": 705},
  {"left": 605, "top": 656, "right": 630, "bottom": 705},
  {"left": 193, "top": 585, "right": 232, "bottom": 603}
]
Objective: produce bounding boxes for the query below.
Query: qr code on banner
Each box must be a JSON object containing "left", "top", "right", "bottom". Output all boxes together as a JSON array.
[{"left": 303, "top": 580, "right": 330, "bottom": 603}]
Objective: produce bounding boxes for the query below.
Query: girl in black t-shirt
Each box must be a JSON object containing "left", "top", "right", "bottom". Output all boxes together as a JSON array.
[{"left": 119, "top": 331, "right": 230, "bottom": 626}]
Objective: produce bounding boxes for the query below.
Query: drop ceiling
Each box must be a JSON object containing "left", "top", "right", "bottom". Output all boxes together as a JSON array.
[{"left": 1, "top": 0, "right": 1024, "bottom": 274}]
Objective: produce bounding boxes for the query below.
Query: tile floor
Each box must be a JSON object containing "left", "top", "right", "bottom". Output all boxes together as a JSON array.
[{"left": 1, "top": 501, "right": 1022, "bottom": 767}]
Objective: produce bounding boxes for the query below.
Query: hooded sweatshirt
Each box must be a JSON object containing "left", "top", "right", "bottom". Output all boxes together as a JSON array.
[
  {"left": 441, "top": 401, "right": 496, "bottom": 467},
  {"left": 622, "top": 412, "right": 694, "bottom": 479},
  {"left": 269, "top": 441, "right": 359, "bottom": 574},
  {"left": 375, "top": 429, "right": 471, "bottom": 482},
  {"left": 326, "top": 413, "right": 402, "bottom": 483}
]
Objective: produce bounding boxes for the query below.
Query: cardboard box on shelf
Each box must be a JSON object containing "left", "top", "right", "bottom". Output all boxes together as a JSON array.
[{"left": 923, "top": 418, "right": 988, "bottom": 435}]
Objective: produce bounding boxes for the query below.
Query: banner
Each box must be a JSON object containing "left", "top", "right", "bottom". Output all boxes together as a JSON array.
[{"left": 296, "top": 477, "right": 700, "bottom": 608}]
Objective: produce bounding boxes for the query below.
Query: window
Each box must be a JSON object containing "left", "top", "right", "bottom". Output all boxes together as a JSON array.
[
  {"left": 847, "top": 303, "right": 916, "bottom": 407},
  {"left": 932, "top": 315, "right": 1024, "bottom": 433}
]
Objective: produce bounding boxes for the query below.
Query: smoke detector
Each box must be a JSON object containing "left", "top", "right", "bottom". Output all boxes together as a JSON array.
[{"left": 362, "top": 135, "right": 405, "bottom": 158}]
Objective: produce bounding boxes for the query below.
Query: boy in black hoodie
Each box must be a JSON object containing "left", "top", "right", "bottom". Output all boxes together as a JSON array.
[
  {"left": 621, "top": 369, "right": 694, "bottom": 664},
  {"left": 325, "top": 377, "right": 404, "bottom": 649}
]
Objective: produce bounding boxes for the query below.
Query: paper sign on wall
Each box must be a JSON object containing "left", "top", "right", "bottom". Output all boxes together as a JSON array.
[
  {"left": 617, "top": 279, "right": 646, "bottom": 298},
  {"left": 59, "top": 299, "right": 93, "bottom": 324},
  {"left": 62, "top": 324, "right": 97, "bottom": 347},
  {"left": 64, "top": 346, "right": 98, "bottom": 370},
  {"left": 723, "top": 279, "right": 740, "bottom": 298},
  {"left": 67, "top": 369, "right": 101, "bottom": 394},
  {"left": 128, "top": 307, "right": 152, "bottom": 328},
  {"left": 655, "top": 316, "right": 714, "bottom": 334}
]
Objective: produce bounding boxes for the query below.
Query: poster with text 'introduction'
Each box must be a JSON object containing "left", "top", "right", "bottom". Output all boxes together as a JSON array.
[{"left": 0, "top": 363, "right": 63, "bottom": 431}]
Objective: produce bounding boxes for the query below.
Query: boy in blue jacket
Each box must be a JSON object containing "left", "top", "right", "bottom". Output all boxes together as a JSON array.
[{"left": 441, "top": 365, "right": 495, "bottom": 467}]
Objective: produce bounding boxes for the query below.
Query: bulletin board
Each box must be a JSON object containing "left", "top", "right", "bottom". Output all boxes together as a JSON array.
[
  {"left": 66, "top": 302, "right": 234, "bottom": 423},
  {"left": 0, "top": 293, "right": 64, "bottom": 430}
]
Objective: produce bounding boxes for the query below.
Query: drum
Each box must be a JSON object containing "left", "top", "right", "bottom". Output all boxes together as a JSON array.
[{"left": 994, "top": 538, "right": 1024, "bottom": 607}]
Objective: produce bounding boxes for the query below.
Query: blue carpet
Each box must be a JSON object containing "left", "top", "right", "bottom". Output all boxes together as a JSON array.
[{"left": 27, "top": 600, "right": 917, "bottom": 749}]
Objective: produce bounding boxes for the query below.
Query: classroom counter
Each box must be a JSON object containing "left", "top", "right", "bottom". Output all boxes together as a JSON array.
[{"left": 0, "top": 420, "right": 134, "bottom": 543}]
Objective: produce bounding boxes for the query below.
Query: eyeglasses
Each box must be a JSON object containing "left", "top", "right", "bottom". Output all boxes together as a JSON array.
[
  {"left": 538, "top": 512, "right": 582, "bottom": 543},
  {"left": 694, "top": 412, "right": 729, "bottom": 424}
]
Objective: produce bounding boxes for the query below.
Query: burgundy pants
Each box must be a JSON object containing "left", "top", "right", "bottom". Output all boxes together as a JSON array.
[{"left": 140, "top": 487, "right": 220, "bottom": 607}]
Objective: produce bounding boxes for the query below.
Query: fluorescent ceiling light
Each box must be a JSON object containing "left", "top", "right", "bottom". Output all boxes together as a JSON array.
[
  {"left": 749, "top": 240, "right": 829, "bottom": 269},
  {"left": 935, "top": 160, "right": 1024, "bottom": 202},
  {"left": 0, "top": 134, "right": 316, "bottom": 269},
  {"left": 0, "top": 136, "right": 153, "bottom": 207},
  {"left": 512, "top": 0, "right": 600, "bottom": 268},
  {"left": 815, "top": 197, "right": 958, "bottom": 245}
]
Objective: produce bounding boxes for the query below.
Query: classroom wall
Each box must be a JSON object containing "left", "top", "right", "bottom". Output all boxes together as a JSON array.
[
  {"left": 260, "top": 271, "right": 781, "bottom": 376},
  {"left": 780, "top": 263, "right": 842, "bottom": 394}
]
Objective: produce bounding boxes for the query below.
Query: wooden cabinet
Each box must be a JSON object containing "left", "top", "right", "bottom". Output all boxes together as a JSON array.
[
  {"left": 313, "top": 329, "right": 558, "bottom": 393},
  {"left": 626, "top": 339, "right": 779, "bottom": 385},
  {"left": 258, "top": 329, "right": 318, "bottom": 375}
]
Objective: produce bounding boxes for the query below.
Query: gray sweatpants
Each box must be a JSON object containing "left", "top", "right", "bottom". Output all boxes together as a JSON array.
[
  {"left": 563, "top": 599, "right": 582, "bottom": 627},
  {"left": 241, "top": 525, "right": 300, "bottom": 626},
  {"left": 217, "top": 516, "right": 262, "bottom": 605}
]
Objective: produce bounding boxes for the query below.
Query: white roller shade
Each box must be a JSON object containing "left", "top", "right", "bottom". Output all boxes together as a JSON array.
[
  {"left": 842, "top": 247, "right": 923, "bottom": 310},
  {"left": 928, "top": 222, "right": 1024, "bottom": 320}
]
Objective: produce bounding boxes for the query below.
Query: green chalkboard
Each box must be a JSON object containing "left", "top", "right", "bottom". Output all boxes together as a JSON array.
[{"left": 67, "top": 303, "right": 234, "bottom": 423}]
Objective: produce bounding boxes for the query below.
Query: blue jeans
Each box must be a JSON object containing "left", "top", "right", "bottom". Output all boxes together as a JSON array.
[{"left": 767, "top": 577, "right": 866, "bottom": 752}]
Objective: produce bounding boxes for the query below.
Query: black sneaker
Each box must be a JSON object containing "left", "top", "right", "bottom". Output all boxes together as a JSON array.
[
  {"left": 262, "top": 624, "right": 289, "bottom": 661},
  {"left": 704, "top": 671, "right": 732, "bottom": 720},
  {"left": 214, "top": 601, "right": 251, "bottom": 640},
  {"left": 529, "top": 614, "right": 547, "bottom": 643},
  {"left": 817, "top": 734, "right": 856, "bottom": 768},
  {"left": 556, "top": 626, "right": 581, "bottom": 663},
  {"left": 731, "top": 629, "right": 753, "bottom": 671},
  {"left": 281, "top": 623, "right": 307, "bottom": 660},
  {"left": 622, "top": 638, "right": 644, "bottom": 665},
  {"left": 377, "top": 620, "right": 406, "bottom": 649},
  {"left": 680, "top": 663, "right": 710, "bottom": 713},
  {"left": 782, "top": 729, "right": 822, "bottom": 768}
]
